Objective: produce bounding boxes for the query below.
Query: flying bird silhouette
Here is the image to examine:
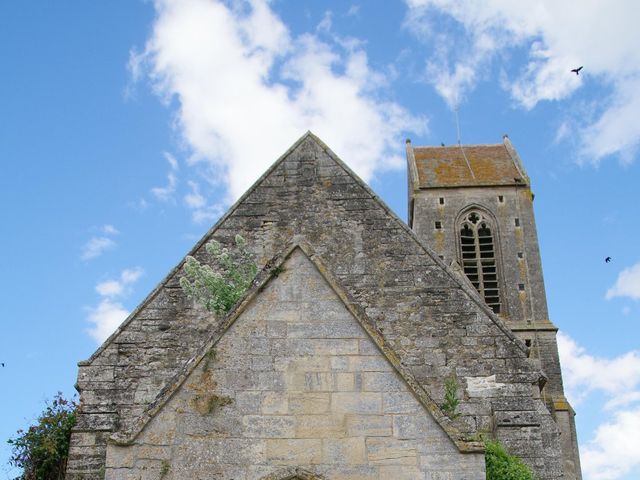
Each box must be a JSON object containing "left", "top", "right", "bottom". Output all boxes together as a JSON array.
[
  {"left": 571, "top": 66, "right": 583, "bottom": 75},
  {"left": 605, "top": 256, "right": 612, "bottom": 263}
]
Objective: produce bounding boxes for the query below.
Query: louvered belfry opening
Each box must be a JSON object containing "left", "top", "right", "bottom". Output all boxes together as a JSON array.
[{"left": 460, "top": 211, "right": 501, "bottom": 314}]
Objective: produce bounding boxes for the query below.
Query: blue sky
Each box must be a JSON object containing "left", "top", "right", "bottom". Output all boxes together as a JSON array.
[{"left": 1, "top": 1, "right": 640, "bottom": 479}]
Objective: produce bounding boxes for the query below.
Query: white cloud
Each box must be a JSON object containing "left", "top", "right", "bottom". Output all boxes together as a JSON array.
[
  {"left": 88, "top": 267, "right": 144, "bottom": 343},
  {"left": 606, "top": 262, "right": 640, "bottom": 300},
  {"left": 581, "top": 77, "right": 640, "bottom": 164},
  {"left": 604, "top": 391, "right": 640, "bottom": 411},
  {"left": 183, "top": 180, "right": 223, "bottom": 224},
  {"left": 164, "top": 151, "right": 178, "bottom": 171},
  {"left": 132, "top": 0, "right": 425, "bottom": 200},
  {"left": 404, "top": 0, "right": 640, "bottom": 164},
  {"left": 346, "top": 5, "right": 360, "bottom": 17},
  {"left": 558, "top": 332, "right": 640, "bottom": 479},
  {"left": 581, "top": 407, "right": 640, "bottom": 480},
  {"left": 81, "top": 236, "right": 116, "bottom": 261},
  {"left": 130, "top": 197, "right": 150, "bottom": 211},
  {"left": 317, "top": 10, "right": 332, "bottom": 33},
  {"left": 191, "top": 204, "right": 224, "bottom": 224},
  {"left": 101, "top": 224, "right": 120, "bottom": 235},
  {"left": 95, "top": 267, "right": 144, "bottom": 298},
  {"left": 95, "top": 280, "right": 123, "bottom": 297},
  {"left": 87, "top": 299, "right": 130, "bottom": 343},
  {"left": 121, "top": 267, "right": 143, "bottom": 284},
  {"left": 150, "top": 152, "right": 179, "bottom": 202},
  {"left": 184, "top": 180, "right": 206, "bottom": 209},
  {"left": 558, "top": 332, "right": 640, "bottom": 402},
  {"left": 553, "top": 120, "right": 571, "bottom": 145}
]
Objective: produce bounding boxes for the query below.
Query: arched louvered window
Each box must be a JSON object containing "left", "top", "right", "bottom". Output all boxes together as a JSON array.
[{"left": 459, "top": 211, "right": 502, "bottom": 314}]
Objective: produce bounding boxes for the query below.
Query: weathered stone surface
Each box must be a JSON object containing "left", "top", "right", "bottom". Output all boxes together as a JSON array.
[
  {"left": 103, "top": 250, "right": 483, "bottom": 479},
  {"left": 68, "top": 133, "right": 567, "bottom": 480},
  {"left": 407, "top": 136, "right": 580, "bottom": 479}
]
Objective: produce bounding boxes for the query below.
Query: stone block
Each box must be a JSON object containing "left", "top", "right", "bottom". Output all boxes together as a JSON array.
[
  {"left": 261, "top": 391, "right": 289, "bottom": 414},
  {"left": 243, "top": 415, "right": 296, "bottom": 438},
  {"left": 382, "top": 392, "right": 422, "bottom": 414},
  {"left": 266, "top": 439, "right": 322, "bottom": 464},
  {"left": 365, "top": 437, "right": 418, "bottom": 465},
  {"left": 332, "top": 392, "right": 382, "bottom": 414},
  {"left": 346, "top": 414, "right": 392, "bottom": 437},
  {"left": 378, "top": 465, "right": 423, "bottom": 479},
  {"left": 322, "top": 437, "right": 367, "bottom": 464},
  {"left": 288, "top": 392, "right": 331, "bottom": 414},
  {"left": 362, "top": 372, "right": 405, "bottom": 391},
  {"left": 295, "top": 414, "right": 346, "bottom": 437}
]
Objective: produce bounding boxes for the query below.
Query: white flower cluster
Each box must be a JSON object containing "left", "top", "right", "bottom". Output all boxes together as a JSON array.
[{"left": 179, "top": 235, "right": 257, "bottom": 314}]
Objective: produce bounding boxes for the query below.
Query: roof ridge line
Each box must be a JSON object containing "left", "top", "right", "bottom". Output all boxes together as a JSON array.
[{"left": 414, "top": 143, "right": 504, "bottom": 148}]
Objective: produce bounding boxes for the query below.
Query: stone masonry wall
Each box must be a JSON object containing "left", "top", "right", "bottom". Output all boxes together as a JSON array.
[
  {"left": 69, "top": 134, "right": 564, "bottom": 479},
  {"left": 410, "top": 185, "right": 548, "bottom": 325},
  {"left": 408, "top": 161, "right": 580, "bottom": 479},
  {"left": 105, "top": 250, "right": 485, "bottom": 480}
]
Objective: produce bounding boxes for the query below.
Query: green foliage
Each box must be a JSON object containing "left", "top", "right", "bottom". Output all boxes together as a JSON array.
[
  {"left": 179, "top": 235, "right": 257, "bottom": 314},
  {"left": 441, "top": 376, "right": 460, "bottom": 419},
  {"left": 269, "top": 264, "right": 286, "bottom": 278},
  {"left": 7, "top": 393, "right": 77, "bottom": 480},
  {"left": 160, "top": 460, "right": 170, "bottom": 478},
  {"left": 485, "top": 440, "right": 535, "bottom": 480}
]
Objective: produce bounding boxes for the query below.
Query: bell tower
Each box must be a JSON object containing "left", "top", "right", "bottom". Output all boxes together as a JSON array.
[{"left": 406, "top": 135, "right": 582, "bottom": 479}]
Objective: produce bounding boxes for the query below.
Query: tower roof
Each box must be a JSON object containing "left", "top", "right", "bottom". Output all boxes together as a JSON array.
[{"left": 407, "top": 136, "right": 529, "bottom": 189}]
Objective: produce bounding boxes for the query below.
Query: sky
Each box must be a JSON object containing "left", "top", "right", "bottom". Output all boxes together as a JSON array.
[{"left": 1, "top": 1, "right": 640, "bottom": 479}]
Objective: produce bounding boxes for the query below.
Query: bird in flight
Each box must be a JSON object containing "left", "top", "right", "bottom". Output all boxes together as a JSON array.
[
  {"left": 571, "top": 66, "right": 583, "bottom": 75},
  {"left": 605, "top": 256, "right": 612, "bottom": 263}
]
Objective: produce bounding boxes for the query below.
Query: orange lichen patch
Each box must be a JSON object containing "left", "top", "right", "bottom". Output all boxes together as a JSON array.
[
  {"left": 518, "top": 259, "right": 527, "bottom": 282},
  {"left": 434, "top": 229, "right": 445, "bottom": 253},
  {"left": 553, "top": 398, "right": 571, "bottom": 411},
  {"left": 413, "top": 144, "right": 524, "bottom": 188}
]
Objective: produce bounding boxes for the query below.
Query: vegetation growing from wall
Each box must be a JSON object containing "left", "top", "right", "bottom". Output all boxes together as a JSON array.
[
  {"left": 440, "top": 376, "right": 460, "bottom": 419},
  {"left": 180, "top": 235, "right": 257, "bottom": 314},
  {"left": 7, "top": 393, "right": 77, "bottom": 480},
  {"left": 485, "top": 440, "right": 535, "bottom": 480}
]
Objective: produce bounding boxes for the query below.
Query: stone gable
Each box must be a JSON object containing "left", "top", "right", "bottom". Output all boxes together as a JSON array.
[
  {"left": 105, "top": 249, "right": 485, "bottom": 480},
  {"left": 68, "top": 133, "right": 563, "bottom": 479}
]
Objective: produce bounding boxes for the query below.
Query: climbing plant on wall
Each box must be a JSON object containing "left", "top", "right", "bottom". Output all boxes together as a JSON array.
[{"left": 485, "top": 439, "right": 535, "bottom": 480}]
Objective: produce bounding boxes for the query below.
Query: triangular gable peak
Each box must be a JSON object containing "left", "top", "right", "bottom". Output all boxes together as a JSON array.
[
  {"left": 72, "top": 132, "right": 561, "bottom": 480},
  {"left": 82, "top": 131, "right": 528, "bottom": 367},
  {"left": 110, "top": 242, "right": 481, "bottom": 452}
]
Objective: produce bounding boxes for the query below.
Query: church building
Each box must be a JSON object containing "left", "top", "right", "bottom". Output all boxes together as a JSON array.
[{"left": 66, "top": 133, "right": 581, "bottom": 479}]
